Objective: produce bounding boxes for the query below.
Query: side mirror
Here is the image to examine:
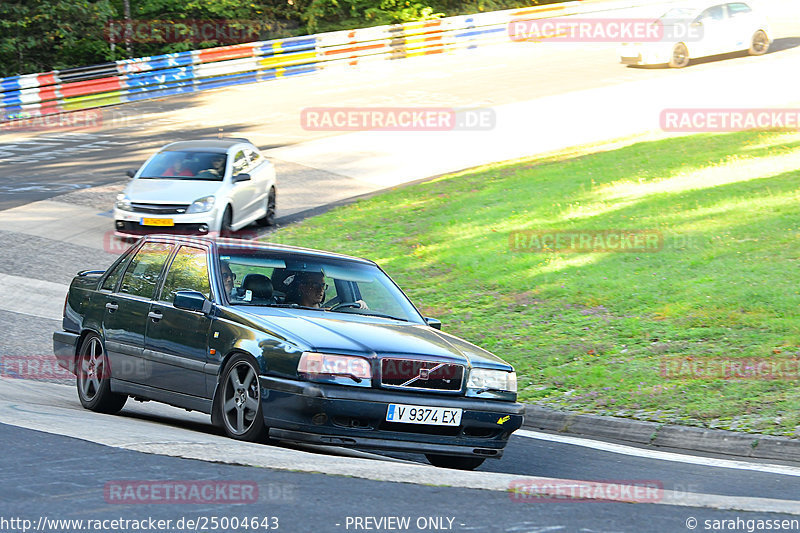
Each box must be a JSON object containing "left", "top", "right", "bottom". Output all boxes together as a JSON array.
[
  {"left": 126, "top": 169, "right": 137, "bottom": 178},
  {"left": 234, "top": 173, "right": 251, "bottom": 183},
  {"left": 174, "top": 290, "right": 213, "bottom": 314},
  {"left": 424, "top": 317, "right": 442, "bottom": 330}
]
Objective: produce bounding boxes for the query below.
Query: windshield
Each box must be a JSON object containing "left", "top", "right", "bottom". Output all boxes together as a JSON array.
[
  {"left": 217, "top": 247, "right": 425, "bottom": 324},
  {"left": 138, "top": 151, "right": 227, "bottom": 181}
]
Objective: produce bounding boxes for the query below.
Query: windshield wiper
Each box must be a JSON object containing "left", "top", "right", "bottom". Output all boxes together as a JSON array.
[
  {"left": 328, "top": 309, "right": 410, "bottom": 322},
  {"left": 266, "top": 303, "right": 327, "bottom": 312}
]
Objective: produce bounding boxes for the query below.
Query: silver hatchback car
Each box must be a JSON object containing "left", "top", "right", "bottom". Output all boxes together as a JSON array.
[{"left": 114, "top": 139, "right": 276, "bottom": 237}]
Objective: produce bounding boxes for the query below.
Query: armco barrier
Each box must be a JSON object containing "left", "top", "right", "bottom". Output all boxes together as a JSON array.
[{"left": 0, "top": 0, "right": 662, "bottom": 122}]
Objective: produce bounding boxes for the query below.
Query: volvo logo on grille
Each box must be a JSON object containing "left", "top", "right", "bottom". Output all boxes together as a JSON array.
[{"left": 381, "top": 358, "right": 464, "bottom": 391}]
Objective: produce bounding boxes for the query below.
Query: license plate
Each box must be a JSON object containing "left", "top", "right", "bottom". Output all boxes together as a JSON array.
[
  {"left": 141, "top": 218, "right": 174, "bottom": 227},
  {"left": 385, "top": 404, "right": 462, "bottom": 426}
]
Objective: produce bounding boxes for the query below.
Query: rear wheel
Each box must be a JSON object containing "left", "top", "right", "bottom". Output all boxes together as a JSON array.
[
  {"left": 425, "top": 454, "right": 485, "bottom": 470},
  {"left": 748, "top": 30, "right": 769, "bottom": 55},
  {"left": 256, "top": 188, "right": 276, "bottom": 227},
  {"left": 217, "top": 354, "right": 267, "bottom": 442},
  {"left": 669, "top": 42, "right": 690, "bottom": 68},
  {"left": 76, "top": 334, "right": 127, "bottom": 414}
]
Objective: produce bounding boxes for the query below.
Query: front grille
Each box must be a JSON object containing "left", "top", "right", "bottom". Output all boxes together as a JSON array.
[
  {"left": 115, "top": 221, "right": 208, "bottom": 235},
  {"left": 130, "top": 203, "right": 190, "bottom": 215},
  {"left": 380, "top": 358, "right": 464, "bottom": 392}
]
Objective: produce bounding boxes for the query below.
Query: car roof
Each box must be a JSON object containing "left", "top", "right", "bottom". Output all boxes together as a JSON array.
[
  {"left": 140, "top": 235, "right": 375, "bottom": 265},
  {"left": 160, "top": 139, "right": 254, "bottom": 153}
]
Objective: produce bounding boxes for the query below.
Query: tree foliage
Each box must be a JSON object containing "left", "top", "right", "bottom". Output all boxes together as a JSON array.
[{"left": 0, "top": 0, "right": 115, "bottom": 75}]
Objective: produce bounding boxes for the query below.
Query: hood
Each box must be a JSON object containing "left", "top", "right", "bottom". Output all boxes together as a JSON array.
[
  {"left": 239, "top": 308, "right": 511, "bottom": 368},
  {"left": 124, "top": 178, "right": 223, "bottom": 204}
]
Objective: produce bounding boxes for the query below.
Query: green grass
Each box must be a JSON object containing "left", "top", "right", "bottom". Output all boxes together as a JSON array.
[{"left": 265, "top": 130, "right": 800, "bottom": 437}]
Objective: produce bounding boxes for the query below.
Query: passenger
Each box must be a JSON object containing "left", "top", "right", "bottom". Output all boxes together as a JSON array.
[{"left": 162, "top": 156, "right": 193, "bottom": 177}]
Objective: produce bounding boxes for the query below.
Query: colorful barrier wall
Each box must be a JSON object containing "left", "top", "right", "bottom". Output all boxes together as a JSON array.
[{"left": 0, "top": 0, "right": 653, "bottom": 121}]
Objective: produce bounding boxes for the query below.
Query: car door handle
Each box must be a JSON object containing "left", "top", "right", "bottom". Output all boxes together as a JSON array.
[
  {"left": 148, "top": 311, "right": 163, "bottom": 322},
  {"left": 105, "top": 302, "right": 119, "bottom": 311}
]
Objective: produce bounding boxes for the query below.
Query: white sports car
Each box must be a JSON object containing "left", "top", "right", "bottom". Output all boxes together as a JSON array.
[
  {"left": 619, "top": 2, "right": 771, "bottom": 68},
  {"left": 114, "top": 138, "right": 277, "bottom": 237}
]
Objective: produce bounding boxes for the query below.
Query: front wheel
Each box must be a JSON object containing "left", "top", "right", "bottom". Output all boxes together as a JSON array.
[
  {"left": 220, "top": 206, "right": 233, "bottom": 237},
  {"left": 217, "top": 354, "right": 267, "bottom": 442},
  {"left": 256, "top": 188, "right": 276, "bottom": 227},
  {"left": 748, "top": 30, "right": 769, "bottom": 55},
  {"left": 76, "top": 334, "right": 127, "bottom": 414},
  {"left": 669, "top": 42, "right": 690, "bottom": 68},
  {"left": 425, "top": 454, "right": 486, "bottom": 470}
]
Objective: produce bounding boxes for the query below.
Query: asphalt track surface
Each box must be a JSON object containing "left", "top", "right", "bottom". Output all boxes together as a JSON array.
[{"left": 2, "top": 6, "right": 800, "bottom": 532}]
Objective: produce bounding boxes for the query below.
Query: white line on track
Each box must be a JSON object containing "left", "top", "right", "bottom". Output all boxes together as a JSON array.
[{"left": 516, "top": 429, "right": 800, "bottom": 477}]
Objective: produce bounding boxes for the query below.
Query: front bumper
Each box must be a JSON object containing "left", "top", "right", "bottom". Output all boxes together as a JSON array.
[
  {"left": 113, "top": 207, "right": 220, "bottom": 237},
  {"left": 259, "top": 376, "right": 524, "bottom": 458},
  {"left": 618, "top": 43, "right": 671, "bottom": 65}
]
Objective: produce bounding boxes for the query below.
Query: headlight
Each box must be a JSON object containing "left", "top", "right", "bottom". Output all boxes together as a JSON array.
[
  {"left": 467, "top": 368, "right": 517, "bottom": 393},
  {"left": 297, "top": 352, "right": 372, "bottom": 383},
  {"left": 115, "top": 195, "right": 133, "bottom": 211},
  {"left": 187, "top": 195, "right": 216, "bottom": 214}
]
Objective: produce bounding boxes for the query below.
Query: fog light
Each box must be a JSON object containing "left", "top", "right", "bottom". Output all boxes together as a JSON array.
[
  {"left": 311, "top": 413, "right": 327, "bottom": 425},
  {"left": 115, "top": 221, "right": 124, "bottom": 229},
  {"left": 199, "top": 224, "right": 209, "bottom": 233}
]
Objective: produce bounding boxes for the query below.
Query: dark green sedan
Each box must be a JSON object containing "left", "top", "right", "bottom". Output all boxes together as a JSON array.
[{"left": 54, "top": 235, "right": 523, "bottom": 469}]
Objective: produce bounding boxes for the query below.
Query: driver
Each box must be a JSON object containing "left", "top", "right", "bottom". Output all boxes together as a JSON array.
[
  {"left": 220, "top": 261, "right": 238, "bottom": 300},
  {"left": 291, "top": 272, "right": 366, "bottom": 309},
  {"left": 295, "top": 272, "right": 327, "bottom": 307},
  {"left": 199, "top": 154, "right": 226, "bottom": 179}
]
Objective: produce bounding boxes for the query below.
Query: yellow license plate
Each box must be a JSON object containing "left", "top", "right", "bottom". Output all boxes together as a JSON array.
[{"left": 141, "top": 218, "right": 174, "bottom": 227}]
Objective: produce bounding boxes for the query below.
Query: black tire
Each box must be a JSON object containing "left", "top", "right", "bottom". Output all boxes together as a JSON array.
[
  {"left": 76, "top": 334, "right": 127, "bottom": 414},
  {"left": 669, "top": 42, "right": 690, "bottom": 68},
  {"left": 748, "top": 30, "right": 769, "bottom": 55},
  {"left": 256, "top": 188, "right": 276, "bottom": 227},
  {"left": 425, "top": 454, "right": 486, "bottom": 470},
  {"left": 217, "top": 353, "right": 267, "bottom": 442},
  {"left": 220, "top": 206, "right": 233, "bottom": 237}
]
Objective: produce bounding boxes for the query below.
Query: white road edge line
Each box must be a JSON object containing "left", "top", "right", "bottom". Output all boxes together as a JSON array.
[{"left": 516, "top": 429, "right": 800, "bottom": 477}]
